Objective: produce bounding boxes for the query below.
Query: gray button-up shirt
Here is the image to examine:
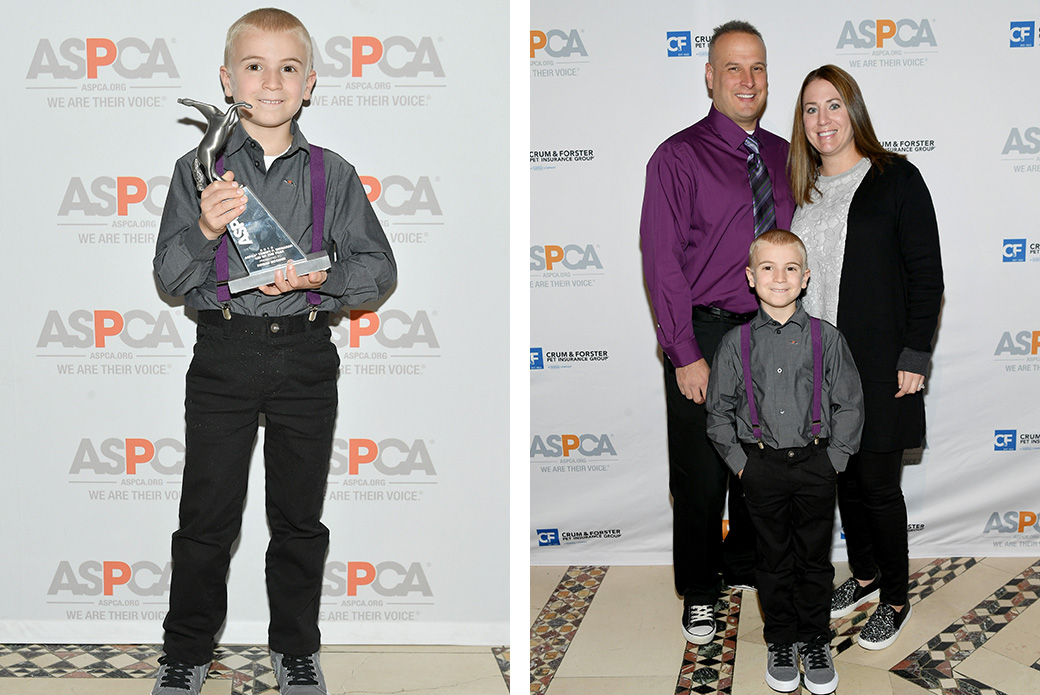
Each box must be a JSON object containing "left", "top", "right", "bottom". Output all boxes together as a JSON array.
[
  {"left": 706, "top": 302, "right": 864, "bottom": 474},
  {"left": 154, "top": 121, "right": 396, "bottom": 316}
]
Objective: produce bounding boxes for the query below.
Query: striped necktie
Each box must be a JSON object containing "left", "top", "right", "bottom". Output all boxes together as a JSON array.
[{"left": 743, "top": 135, "right": 777, "bottom": 238}]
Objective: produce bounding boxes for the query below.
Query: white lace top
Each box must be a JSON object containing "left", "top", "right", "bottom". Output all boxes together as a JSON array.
[{"left": 790, "top": 157, "right": 871, "bottom": 326}]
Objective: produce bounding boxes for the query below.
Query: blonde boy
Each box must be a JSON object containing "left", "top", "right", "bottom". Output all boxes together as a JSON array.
[
  {"left": 705, "top": 230, "right": 862, "bottom": 694},
  {"left": 152, "top": 9, "right": 395, "bottom": 695}
]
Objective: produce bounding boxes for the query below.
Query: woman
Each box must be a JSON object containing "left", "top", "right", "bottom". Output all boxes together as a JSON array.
[{"left": 788, "top": 65, "right": 943, "bottom": 651}]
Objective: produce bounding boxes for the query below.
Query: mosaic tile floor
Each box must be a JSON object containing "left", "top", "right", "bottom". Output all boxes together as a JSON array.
[
  {"left": 530, "top": 557, "right": 1040, "bottom": 695},
  {"left": 0, "top": 642, "right": 510, "bottom": 694}
]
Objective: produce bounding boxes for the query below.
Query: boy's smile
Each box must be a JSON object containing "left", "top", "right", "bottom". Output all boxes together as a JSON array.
[
  {"left": 219, "top": 27, "right": 316, "bottom": 153},
  {"left": 745, "top": 241, "right": 810, "bottom": 323}
]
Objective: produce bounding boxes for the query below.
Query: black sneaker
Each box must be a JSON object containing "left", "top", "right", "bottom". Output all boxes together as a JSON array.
[
  {"left": 799, "top": 635, "right": 839, "bottom": 694},
  {"left": 830, "top": 575, "right": 880, "bottom": 618},
  {"left": 681, "top": 603, "right": 717, "bottom": 645},
  {"left": 857, "top": 602, "right": 912, "bottom": 650},
  {"left": 270, "top": 650, "right": 328, "bottom": 694},
  {"left": 151, "top": 655, "right": 210, "bottom": 694},
  {"left": 764, "top": 642, "right": 799, "bottom": 692}
]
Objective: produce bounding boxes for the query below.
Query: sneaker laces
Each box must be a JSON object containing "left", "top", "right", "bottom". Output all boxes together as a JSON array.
[
  {"left": 686, "top": 604, "right": 713, "bottom": 622},
  {"left": 280, "top": 654, "right": 319, "bottom": 685},
  {"left": 801, "top": 636, "right": 831, "bottom": 669},
  {"left": 768, "top": 643, "right": 796, "bottom": 668},
  {"left": 158, "top": 656, "right": 196, "bottom": 689}
]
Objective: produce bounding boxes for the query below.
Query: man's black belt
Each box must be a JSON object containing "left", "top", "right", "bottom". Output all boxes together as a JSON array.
[{"left": 693, "top": 305, "right": 757, "bottom": 322}]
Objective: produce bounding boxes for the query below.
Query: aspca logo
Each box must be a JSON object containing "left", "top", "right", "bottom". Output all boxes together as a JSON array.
[
  {"left": 314, "top": 36, "right": 444, "bottom": 78},
  {"left": 70, "top": 438, "right": 185, "bottom": 475},
  {"left": 332, "top": 310, "right": 439, "bottom": 350},
  {"left": 530, "top": 29, "right": 588, "bottom": 58},
  {"left": 530, "top": 244, "right": 603, "bottom": 271},
  {"left": 1002, "top": 127, "right": 1040, "bottom": 155},
  {"left": 58, "top": 176, "right": 170, "bottom": 217},
  {"left": 37, "top": 310, "right": 184, "bottom": 349},
  {"left": 983, "top": 511, "right": 1040, "bottom": 534},
  {"left": 27, "top": 38, "right": 179, "bottom": 80},
  {"left": 360, "top": 175, "right": 442, "bottom": 216},
  {"left": 323, "top": 561, "right": 432, "bottom": 597},
  {"left": 994, "top": 330, "right": 1040, "bottom": 356},
  {"left": 48, "top": 560, "right": 171, "bottom": 596},
  {"left": 836, "top": 19, "right": 936, "bottom": 49},
  {"left": 530, "top": 434, "right": 617, "bottom": 458},
  {"left": 329, "top": 438, "right": 435, "bottom": 476}
]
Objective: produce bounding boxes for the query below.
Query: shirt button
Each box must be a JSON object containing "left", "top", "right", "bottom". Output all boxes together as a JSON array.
[
  {"left": 270, "top": 322, "right": 281, "bottom": 334},
  {"left": 779, "top": 409, "right": 785, "bottom": 415},
  {"left": 777, "top": 367, "right": 783, "bottom": 374},
  {"left": 776, "top": 328, "right": 782, "bottom": 334},
  {"left": 254, "top": 160, "right": 261, "bottom": 168},
  {"left": 787, "top": 450, "right": 795, "bottom": 458}
]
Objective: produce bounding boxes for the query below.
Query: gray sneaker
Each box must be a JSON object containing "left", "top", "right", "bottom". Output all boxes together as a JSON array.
[
  {"left": 764, "top": 642, "right": 799, "bottom": 692},
  {"left": 270, "top": 650, "right": 328, "bottom": 695},
  {"left": 799, "top": 635, "right": 839, "bottom": 694},
  {"left": 151, "top": 655, "right": 210, "bottom": 694}
]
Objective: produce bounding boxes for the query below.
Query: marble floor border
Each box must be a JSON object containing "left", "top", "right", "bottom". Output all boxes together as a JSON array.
[
  {"left": 0, "top": 642, "right": 510, "bottom": 694},
  {"left": 530, "top": 565, "right": 609, "bottom": 695},
  {"left": 891, "top": 558, "right": 1040, "bottom": 695}
]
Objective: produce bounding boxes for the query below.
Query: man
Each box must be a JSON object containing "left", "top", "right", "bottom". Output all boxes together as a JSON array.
[{"left": 639, "top": 20, "right": 796, "bottom": 645}]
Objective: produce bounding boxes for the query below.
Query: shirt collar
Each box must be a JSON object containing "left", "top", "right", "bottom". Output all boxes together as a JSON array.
[
  {"left": 706, "top": 104, "right": 764, "bottom": 152},
  {"left": 224, "top": 120, "right": 310, "bottom": 159},
  {"left": 751, "top": 299, "right": 809, "bottom": 330}
]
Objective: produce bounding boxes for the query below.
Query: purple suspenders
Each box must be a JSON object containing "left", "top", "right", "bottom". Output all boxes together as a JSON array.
[
  {"left": 213, "top": 145, "right": 327, "bottom": 313},
  {"left": 740, "top": 317, "right": 823, "bottom": 448}
]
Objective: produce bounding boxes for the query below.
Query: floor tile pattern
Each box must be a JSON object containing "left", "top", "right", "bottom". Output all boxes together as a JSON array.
[
  {"left": 492, "top": 646, "right": 510, "bottom": 689},
  {"left": 0, "top": 641, "right": 511, "bottom": 694},
  {"left": 674, "top": 589, "right": 743, "bottom": 695},
  {"left": 891, "top": 559, "right": 1040, "bottom": 695},
  {"left": 529, "top": 565, "right": 609, "bottom": 695}
]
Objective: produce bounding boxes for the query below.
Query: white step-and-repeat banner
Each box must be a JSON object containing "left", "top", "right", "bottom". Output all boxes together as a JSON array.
[
  {"left": 531, "top": 2, "right": 1040, "bottom": 564},
  {"left": 1, "top": 1, "right": 507, "bottom": 645}
]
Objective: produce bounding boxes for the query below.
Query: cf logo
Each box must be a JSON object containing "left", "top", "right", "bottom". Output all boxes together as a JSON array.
[
  {"left": 537, "top": 529, "right": 560, "bottom": 546},
  {"left": 994, "top": 430, "right": 1016, "bottom": 450}
]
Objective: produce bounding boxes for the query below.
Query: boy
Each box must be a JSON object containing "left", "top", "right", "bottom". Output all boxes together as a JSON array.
[
  {"left": 705, "top": 230, "right": 862, "bottom": 695},
  {"left": 152, "top": 9, "right": 396, "bottom": 695}
]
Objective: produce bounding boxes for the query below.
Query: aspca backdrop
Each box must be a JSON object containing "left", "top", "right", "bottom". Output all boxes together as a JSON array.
[
  {"left": 0, "top": 0, "right": 507, "bottom": 645},
  {"left": 531, "top": 1, "right": 1040, "bottom": 565}
]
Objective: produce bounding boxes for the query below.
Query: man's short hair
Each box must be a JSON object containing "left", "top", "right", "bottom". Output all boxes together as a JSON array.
[
  {"left": 748, "top": 229, "right": 808, "bottom": 269},
  {"left": 225, "top": 8, "right": 313, "bottom": 73},
  {"left": 708, "top": 20, "right": 764, "bottom": 64}
]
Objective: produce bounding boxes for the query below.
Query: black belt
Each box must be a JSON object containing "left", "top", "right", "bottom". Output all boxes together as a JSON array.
[
  {"left": 197, "top": 310, "right": 328, "bottom": 336},
  {"left": 693, "top": 305, "right": 757, "bottom": 323}
]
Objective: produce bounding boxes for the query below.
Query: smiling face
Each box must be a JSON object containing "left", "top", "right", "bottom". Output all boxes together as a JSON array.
[
  {"left": 746, "top": 240, "right": 810, "bottom": 323},
  {"left": 705, "top": 32, "right": 767, "bottom": 131},
  {"left": 801, "top": 78, "right": 862, "bottom": 174},
  {"left": 220, "top": 27, "right": 316, "bottom": 152}
]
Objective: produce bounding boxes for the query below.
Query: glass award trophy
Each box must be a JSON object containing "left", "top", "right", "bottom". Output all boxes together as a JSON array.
[{"left": 178, "top": 98, "right": 330, "bottom": 293}]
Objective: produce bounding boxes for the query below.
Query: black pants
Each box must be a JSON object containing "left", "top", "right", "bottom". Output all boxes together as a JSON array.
[
  {"left": 837, "top": 449, "right": 908, "bottom": 607},
  {"left": 163, "top": 312, "right": 340, "bottom": 665},
  {"left": 741, "top": 442, "right": 836, "bottom": 645},
  {"left": 665, "top": 310, "right": 757, "bottom": 605}
]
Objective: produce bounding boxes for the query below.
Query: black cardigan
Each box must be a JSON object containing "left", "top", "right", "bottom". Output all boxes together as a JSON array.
[{"left": 833, "top": 157, "right": 944, "bottom": 452}]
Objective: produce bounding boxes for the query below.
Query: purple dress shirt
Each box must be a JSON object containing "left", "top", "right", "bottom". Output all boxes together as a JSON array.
[{"left": 640, "top": 105, "right": 795, "bottom": 367}]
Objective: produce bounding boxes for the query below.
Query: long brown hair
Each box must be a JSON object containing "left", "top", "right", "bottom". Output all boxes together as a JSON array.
[{"left": 787, "top": 65, "right": 903, "bottom": 206}]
